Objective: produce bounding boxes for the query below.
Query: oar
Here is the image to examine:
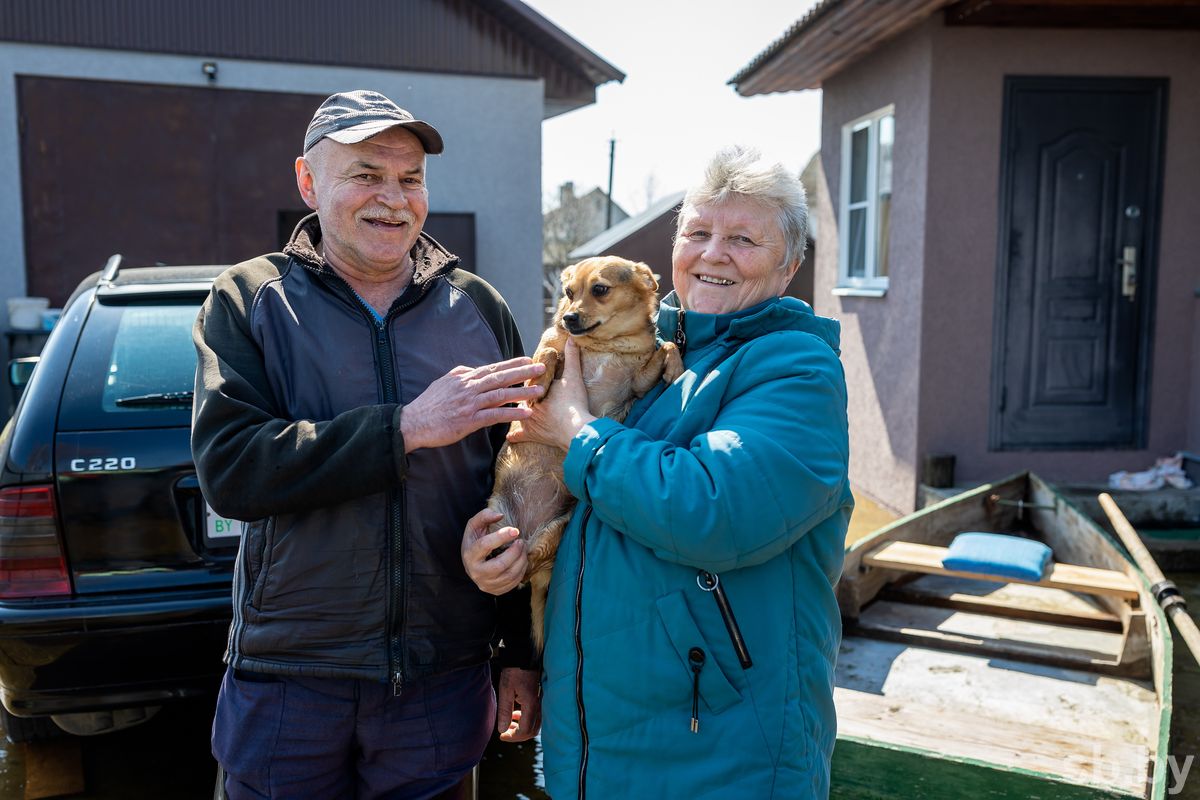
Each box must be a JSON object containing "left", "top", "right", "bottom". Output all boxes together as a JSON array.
[{"left": 1099, "top": 492, "right": 1200, "bottom": 668}]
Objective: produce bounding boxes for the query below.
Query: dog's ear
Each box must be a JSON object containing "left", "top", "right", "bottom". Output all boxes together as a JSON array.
[{"left": 633, "top": 262, "right": 659, "bottom": 293}]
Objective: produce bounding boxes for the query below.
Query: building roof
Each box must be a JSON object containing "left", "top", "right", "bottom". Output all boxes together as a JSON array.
[
  {"left": 729, "top": 0, "right": 952, "bottom": 95},
  {"left": 478, "top": 0, "right": 623, "bottom": 87},
  {"left": 569, "top": 190, "right": 684, "bottom": 260},
  {"left": 0, "top": 0, "right": 624, "bottom": 118},
  {"left": 730, "top": 0, "right": 1200, "bottom": 95}
]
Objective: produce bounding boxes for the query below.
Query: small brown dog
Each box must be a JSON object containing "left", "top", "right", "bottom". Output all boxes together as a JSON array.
[{"left": 488, "top": 256, "right": 683, "bottom": 651}]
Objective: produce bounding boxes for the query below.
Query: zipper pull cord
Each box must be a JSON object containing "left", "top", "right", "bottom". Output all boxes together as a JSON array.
[
  {"left": 393, "top": 672, "right": 403, "bottom": 697},
  {"left": 673, "top": 307, "right": 686, "bottom": 350},
  {"left": 688, "top": 647, "right": 705, "bottom": 733}
]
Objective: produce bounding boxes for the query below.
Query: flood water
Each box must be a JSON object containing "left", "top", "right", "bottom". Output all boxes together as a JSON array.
[
  {"left": 0, "top": 697, "right": 551, "bottom": 799},
  {"left": 1, "top": 575, "right": 1197, "bottom": 799}
]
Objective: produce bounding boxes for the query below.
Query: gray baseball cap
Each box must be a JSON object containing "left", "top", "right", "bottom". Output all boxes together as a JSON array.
[{"left": 303, "top": 90, "right": 444, "bottom": 155}]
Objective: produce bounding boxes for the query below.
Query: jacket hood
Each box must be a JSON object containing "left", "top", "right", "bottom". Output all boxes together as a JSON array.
[
  {"left": 283, "top": 212, "right": 459, "bottom": 287},
  {"left": 658, "top": 291, "right": 841, "bottom": 356}
]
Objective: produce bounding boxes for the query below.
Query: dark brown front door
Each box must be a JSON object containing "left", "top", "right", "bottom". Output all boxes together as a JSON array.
[{"left": 991, "top": 76, "right": 1166, "bottom": 450}]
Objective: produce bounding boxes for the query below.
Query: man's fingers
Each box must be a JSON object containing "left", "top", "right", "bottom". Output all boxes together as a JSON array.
[
  {"left": 499, "top": 709, "right": 522, "bottom": 741},
  {"left": 472, "top": 405, "right": 535, "bottom": 429},
  {"left": 497, "top": 698, "right": 517, "bottom": 736},
  {"left": 473, "top": 362, "right": 545, "bottom": 392},
  {"left": 501, "top": 707, "right": 538, "bottom": 742},
  {"left": 477, "top": 356, "right": 535, "bottom": 374},
  {"left": 476, "top": 538, "right": 526, "bottom": 582},
  {"left": 472, "top": 527, "right": 520, "bottom": 559},
  {"left": 479, "top": 384, "right": 543, "bottom": 409},
  {"left": 466, "top": 508, "right": 504, "bottom": 535},
  {"left": 518, "top": 704, "right": 541, "bottom": 740}
]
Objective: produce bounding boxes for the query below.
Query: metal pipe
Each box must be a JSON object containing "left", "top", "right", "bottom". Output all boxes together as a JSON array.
[{"left": 606, "top": 136, "right": 616, "bottom": 229}]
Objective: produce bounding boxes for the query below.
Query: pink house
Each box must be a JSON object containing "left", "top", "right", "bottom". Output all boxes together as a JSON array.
[{"left": 732, "top": 0, "right": 1200, "bottom": 514}]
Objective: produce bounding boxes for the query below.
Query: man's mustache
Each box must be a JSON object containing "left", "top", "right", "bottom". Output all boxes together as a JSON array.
[{"left": 361, "top": 210, "right": 417, "bottom": 225}]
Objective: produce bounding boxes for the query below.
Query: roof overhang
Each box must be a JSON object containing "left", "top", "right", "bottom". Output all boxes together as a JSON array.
[
  {"left": 731, "top": 0, "right": 1200, "bottom": 95},
  {"left": 945, "top": 0, "right": 1200, "bottom": 28},
  {"left": 478, "top": 0, "right": 625, "bottom": 117}
]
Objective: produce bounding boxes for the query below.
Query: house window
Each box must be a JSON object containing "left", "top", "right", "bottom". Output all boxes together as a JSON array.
[{"left": 837, "top": 106, "right": 894, "bottom": 295}]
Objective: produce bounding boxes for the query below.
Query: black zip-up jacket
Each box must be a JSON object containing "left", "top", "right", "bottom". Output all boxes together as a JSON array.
[{"left": 192, "top": 215, "right": 533, "bottom": 683}]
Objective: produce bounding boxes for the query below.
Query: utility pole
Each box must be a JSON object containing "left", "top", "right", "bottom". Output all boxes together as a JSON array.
[{"left": 606, "top": 134, "right": 616, "bottom": 229}]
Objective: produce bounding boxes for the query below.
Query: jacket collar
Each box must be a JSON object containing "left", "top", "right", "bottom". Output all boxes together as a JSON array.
[{"left": 658, "top": 291, "right": 842, "bottom": 356}]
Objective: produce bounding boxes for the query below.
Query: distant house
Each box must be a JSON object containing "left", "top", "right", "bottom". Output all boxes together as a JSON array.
[
  {"left": 544, "top": 181, "right": 630, "bottom": 267},
  {"left": 542, "top": 181, "right": 628, "bottom": 317},
  {"left": 568, "top": 190, "right": 683, "bottom": 287},
  {"left": 0, "top": 0, "right": 623, "bottom": 373},
  {"left": 732, "top": 0, "right": 1200, "bottom": 513}
]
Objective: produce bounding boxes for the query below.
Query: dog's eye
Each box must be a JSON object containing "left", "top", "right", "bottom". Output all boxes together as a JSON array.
[
  {"left": 564, "top": 288, "right": 574, "bottom": 300},
  {"left": 591, "top": 284, "right": 610, "bottom": 297}
]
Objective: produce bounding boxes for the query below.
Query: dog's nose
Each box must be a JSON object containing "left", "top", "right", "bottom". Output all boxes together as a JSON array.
[{"left": 562, "top": 312, "right": 580, "bottom": 326}]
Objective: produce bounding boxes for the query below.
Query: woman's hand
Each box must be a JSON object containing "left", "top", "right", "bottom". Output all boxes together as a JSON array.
[
  {"left": 507, "top": 338, "right": 597, "bottom": 450},
  {"left": 461, "top": 508, "right": 527, "bottom": 595}
]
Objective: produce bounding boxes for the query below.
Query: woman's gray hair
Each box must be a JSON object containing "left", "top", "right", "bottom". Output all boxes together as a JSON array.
[{"left": 677, "top": 146, "right": 809, "bottom": 270}]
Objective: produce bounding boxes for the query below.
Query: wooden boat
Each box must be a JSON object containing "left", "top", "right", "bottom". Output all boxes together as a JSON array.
[{"left": 831, "top": 472, "right": 1173, "bottom": 799}]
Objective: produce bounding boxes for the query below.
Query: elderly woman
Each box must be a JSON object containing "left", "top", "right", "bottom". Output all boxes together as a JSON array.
[{"left": 465, "top": 146, "right": 851, "bottom": 798}]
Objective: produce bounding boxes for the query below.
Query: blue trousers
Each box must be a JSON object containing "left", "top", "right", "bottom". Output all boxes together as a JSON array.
[{"left": 212, "top": 663, "right": 495, "bottom": 799}]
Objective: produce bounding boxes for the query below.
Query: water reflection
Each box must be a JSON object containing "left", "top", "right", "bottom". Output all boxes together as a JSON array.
[
  {"left": 0, "top": 740, "right": 22, "bottom": 797},
  {"left": 478, "top": 733, "right": 549, "bottom": 800}
]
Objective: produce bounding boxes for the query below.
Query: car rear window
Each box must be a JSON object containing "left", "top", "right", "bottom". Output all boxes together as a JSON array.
[{"left": 59, "top": 298, "right": 203, "bottom": 431}]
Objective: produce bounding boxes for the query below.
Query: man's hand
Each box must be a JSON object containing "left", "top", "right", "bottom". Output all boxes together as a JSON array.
[
  {"left": 461, "top": 509, "right": 528, "bottom": 596},
  {"left": 401, "top": 357, "right": 545, "bottom": 452},
  {"left": 496, "top": 667, "right": 542, "bottom": 742}
]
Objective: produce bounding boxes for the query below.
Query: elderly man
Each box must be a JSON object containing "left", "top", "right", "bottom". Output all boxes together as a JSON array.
[{"left": 193, "top": 90, "right": 542, "bottom": 799}]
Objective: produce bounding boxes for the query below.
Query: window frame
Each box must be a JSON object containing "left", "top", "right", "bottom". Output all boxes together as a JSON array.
[{"left": 836, "top": 104, "right": 894, "bottom": 296}]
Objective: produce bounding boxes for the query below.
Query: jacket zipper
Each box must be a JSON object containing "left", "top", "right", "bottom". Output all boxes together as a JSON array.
[
  {"left": 575, "top": 506, "right": 592, "bottom": 800},
  {"left": 316, "top": 264, "right": 433, "bottom": 694},
  {"left": 378, "top": 288, "right": 430, "bottom": 695},
  {"left": 698, "top": 570, "right": 753, "bottom": 669},
  {"left": 374, "top": 322, "right": 406, "bottom": 694}
]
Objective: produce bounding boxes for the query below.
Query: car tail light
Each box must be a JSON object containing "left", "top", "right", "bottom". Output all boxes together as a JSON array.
[{"left": 0, "top": 486, "right": 70, "bottom": 598}]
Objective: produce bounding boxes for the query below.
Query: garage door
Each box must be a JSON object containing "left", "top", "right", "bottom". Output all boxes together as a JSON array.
[{"left": 19, "top": 77, "right": 475, "bottom": 304}]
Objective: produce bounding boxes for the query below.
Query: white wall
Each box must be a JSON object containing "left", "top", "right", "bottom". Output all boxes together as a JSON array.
[{"left": 0, "top": 42, "right": 546, "bottom": 350}]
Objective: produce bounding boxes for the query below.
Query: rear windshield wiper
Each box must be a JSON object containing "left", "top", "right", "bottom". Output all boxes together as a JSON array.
[{"left": 114, "top": 390, "right": 194, "bottom": 407}]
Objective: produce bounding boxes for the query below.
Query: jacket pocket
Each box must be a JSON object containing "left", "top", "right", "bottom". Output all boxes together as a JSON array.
[
  {"left": 212, "top": 668, "right": 283, "bottom": 792},
  {"left": 247, "top": 517, "right": 275, "bottom": 610},
  {"left": 656, "top": 591, "right": 740, "bottom": 715}
]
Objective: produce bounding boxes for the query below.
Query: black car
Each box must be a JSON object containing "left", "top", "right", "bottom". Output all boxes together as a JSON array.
[{"left": 0, "top": 259, "right": 234, "bottom": 742}]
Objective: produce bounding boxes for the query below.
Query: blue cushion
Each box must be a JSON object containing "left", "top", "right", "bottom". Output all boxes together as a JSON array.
[{"left": 942, "top": 532, "right": 1053, "bottom": 582}]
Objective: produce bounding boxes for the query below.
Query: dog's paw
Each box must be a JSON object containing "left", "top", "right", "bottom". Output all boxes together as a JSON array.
[
  {"left": 659, "top": 342, "right": 684, "bottom": 384},
  {"left": 528, "top": 347, "right": 559, "bottom": 403}
]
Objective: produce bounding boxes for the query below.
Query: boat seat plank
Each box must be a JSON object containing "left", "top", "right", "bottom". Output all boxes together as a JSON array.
[
  {"left": 854, "top": 600, "right": 1127, "bottom": 671},
  {"left": 882, "top": 574, "right": 1122, "bottom": 631},
  {"left": 863, "top": 540, "right": 1139, "bottom": 600}
]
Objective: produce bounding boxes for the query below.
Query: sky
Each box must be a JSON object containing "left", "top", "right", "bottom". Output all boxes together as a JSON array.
[{"left": 523, "top": 0, "right": 823, "bottom": 216}]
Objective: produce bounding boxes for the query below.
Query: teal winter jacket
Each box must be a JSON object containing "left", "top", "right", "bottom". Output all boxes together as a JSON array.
[{"left": 540, "top": 292, "right": 853, "bottom": 799}]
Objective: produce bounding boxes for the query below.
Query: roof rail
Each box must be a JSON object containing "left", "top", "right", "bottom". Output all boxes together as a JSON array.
[{"left": 99, "top": 253, "right": 123, "bottom": 285}]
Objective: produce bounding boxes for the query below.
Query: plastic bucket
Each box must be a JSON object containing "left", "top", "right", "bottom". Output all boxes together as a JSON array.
[{"left": 7, "top": 297, "right": 51, "bottom": 330}]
